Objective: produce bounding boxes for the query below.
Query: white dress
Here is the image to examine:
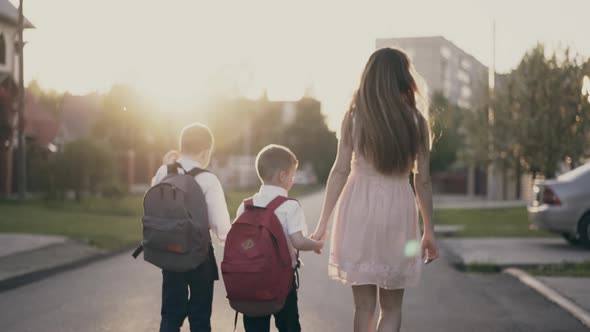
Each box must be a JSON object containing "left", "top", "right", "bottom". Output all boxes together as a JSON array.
[{"left": 328, "top": 151, "right": 422, "bottom": 289}]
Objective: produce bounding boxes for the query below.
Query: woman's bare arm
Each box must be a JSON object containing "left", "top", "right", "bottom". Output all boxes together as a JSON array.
[
  {"left": 414, "top": 146, "right": 434, "bottom": 234},
  {"left": 312, "top": 114, "right": 353, "bottom": 240},
  {"left": 413, "top": 126, "right": 438, "bottom": 263}
]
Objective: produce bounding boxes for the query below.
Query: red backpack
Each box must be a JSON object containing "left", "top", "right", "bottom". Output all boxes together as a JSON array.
[{"left": 221, "top": 196, "right": 295, "bottom": 317}]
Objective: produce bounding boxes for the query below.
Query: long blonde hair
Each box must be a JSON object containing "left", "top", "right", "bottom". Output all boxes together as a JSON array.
[{"left": 345, "top": 48, "right": 431, "bottom": 174}]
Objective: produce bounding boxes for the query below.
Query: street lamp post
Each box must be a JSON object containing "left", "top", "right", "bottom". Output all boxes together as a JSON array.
[
  {"left": 17, "top": 0, "right": 26, "bottom": 200},
  {"left": 486, "top": 20, "right": 497, "bottom": 201}
]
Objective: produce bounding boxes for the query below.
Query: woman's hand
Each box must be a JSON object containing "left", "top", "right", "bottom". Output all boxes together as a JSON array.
[
  {"left": 311, "top": 224, "right": 328, "bottom": 242},
  {"left": 312, "top": 239, "right": 325, "bottom": 255},
  {"left": 421, "top": 231, "right": 439, "bottom": 264}
]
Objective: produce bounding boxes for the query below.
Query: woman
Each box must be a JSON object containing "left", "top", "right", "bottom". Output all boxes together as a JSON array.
[{"left": 311, "top": 48, "right": 439, "bottom": 332}]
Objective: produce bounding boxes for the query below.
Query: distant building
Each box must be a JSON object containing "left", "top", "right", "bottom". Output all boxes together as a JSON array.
[
  {"left": 211, "top": 155, "right": 317, "bottom": 190},
  {"left": 0, "top": 0, "right": 33, "bottom": 195},
  {"left": 376, "top": 37, "right": 534, "bottom": 201},
  {"left": 376, "top": 36, "right": 488, "bottom": 109},
  {"left": 0, "top": 0, "right": 34, "bottom": 81},
  {"left": 211, "top": 155, "right": 259, "bottom": 189}
]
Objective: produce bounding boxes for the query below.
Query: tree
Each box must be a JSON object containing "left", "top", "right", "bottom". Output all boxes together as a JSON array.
[
  {"left": 92, "top": 84, "right": 178, "bottom": 185},
  {"left": 93, "top": 84, "right": 148, "bottom": 150},
  {"left": 506, "top": 45, "right": 590, "bottom": 178},
  {"left": 58, "top": 139, "right": 117, "bottom": 201},
  {"left": 284, "top": 98, "right": 337, "bottom": 182},
  {"left": 429, "top": 93, "right": 465, "bottom": 172},
  {"left": 27, "top": 80, "right": 65, "bottom": 118},
  {"left": 205, "top": 96, "right": 337, "bottom": 182},
  {"left": 463, "top": 44, "right": 590, "bottom": 183}
]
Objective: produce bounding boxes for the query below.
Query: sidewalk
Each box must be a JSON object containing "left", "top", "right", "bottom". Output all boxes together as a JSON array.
[
  {"left": 443, "top": 237, "right": 590, "bottom": 328},
  {"left": 0, "top": 233, "right": 68, "bottom": 257},
  {"left": 0, "top": 233, "right": 106, "bottom": 291},
  {"left": 443, "top": 237, "right": 590, "bottom": 267}
]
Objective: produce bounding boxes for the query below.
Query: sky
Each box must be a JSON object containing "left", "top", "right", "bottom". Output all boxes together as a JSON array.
[{"left": 14, "top": 0, "right": 590, "bottom": 130}]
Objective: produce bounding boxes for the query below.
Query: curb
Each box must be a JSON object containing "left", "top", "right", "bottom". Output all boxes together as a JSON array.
[
  {"left": 0, "top": 244, "right": 136, "bottom": 293},
  {"left": 504, "top": 268, "right": 590, "bottom": 329}
]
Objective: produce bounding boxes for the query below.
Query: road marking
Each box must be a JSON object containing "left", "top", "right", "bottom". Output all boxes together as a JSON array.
[{"left": 504, "top": 268, "right": 590, "bottom": 329}]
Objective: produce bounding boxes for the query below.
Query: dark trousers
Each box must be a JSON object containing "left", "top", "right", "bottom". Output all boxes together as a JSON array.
[
  {"left": 243, "top": 280, "right": 301, "bottom": 332},
  {"left": 160, "top": 248, "right": 219, "bottom": 332}
]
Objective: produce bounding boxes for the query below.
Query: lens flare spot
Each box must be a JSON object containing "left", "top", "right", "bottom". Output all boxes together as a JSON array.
[{"left": 404, "top": 240, "right": 420, "bottom": 257}]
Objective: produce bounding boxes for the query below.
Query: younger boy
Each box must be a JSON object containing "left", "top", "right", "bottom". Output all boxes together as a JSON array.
[
  {"left": 151, "top": 123, "right": 231, "bottom": 332},
  {"left": 235, "top": 144, "right": 324, "bottom": 332}
]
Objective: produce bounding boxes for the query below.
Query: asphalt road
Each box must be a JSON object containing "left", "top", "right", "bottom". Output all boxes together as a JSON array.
[{"left": 0, "top": 191, "right": 586, "bottom": 332}]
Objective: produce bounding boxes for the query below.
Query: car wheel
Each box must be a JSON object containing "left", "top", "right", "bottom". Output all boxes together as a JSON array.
[
  {"left": 562, "top": 233, "right": 581, "bottom": 246},
  {"left": 578, "top": 214, "right": 590, "bottom": 248}
]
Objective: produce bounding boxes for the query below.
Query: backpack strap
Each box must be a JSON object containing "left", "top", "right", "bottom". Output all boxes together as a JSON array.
[
  {"left": 243, "top": 196, "right": 295, "bottom": 211},
  {"left": 166, "top": 162, "right": 186, "bottom": 175},
  {"left": 131, "top": 244, "right": 143, "bottom": 258},
  {"left": 186, "top": 167, "right": 209, "bottom": 177},
  {"left": 167, "top": 163, "right": 210, "bottom": 177},
  {"left": 244, "top": 198, "right": 254, "bottom": 208},
  {"left": 265, "top": 195, "right": 295, "bottom": 212},
  {"left": 244, "top": 198, "right": 264, "bottom": 211}
]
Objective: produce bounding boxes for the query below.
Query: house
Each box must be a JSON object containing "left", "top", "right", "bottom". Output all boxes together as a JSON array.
[
  {"left": 24, "top": 92, "right": 60, "bottom": 151},
  {"left": 0, "top": 0, "right": 33, "bottom": 195}
]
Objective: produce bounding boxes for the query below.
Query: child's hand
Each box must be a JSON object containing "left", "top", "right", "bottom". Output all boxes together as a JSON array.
[{"left": 163, "top": 150, "right": 180, "bottom": 164}]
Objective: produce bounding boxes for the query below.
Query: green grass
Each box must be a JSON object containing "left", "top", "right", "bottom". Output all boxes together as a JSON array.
[
  {"left": 524, "top": 262, "right": 590, "bottom": 278},
  {"left": 0, "top": 185, "right": 322, "bottom": 251},
  {"left": 1, "top": 187, "right": 551, "bottom": 251},
  {"left": 0, "top": 199, "right": 141, "bottom": 250},
  {"left": 463, "top": 263, "right": 502, "bottom": 273},
  {"left": 434, "top": 207, "right": 557, "bottom": 238}
]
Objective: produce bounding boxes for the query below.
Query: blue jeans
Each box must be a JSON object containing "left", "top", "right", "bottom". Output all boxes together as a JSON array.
[{"left": 160, "top": 248, "right": 218, "bottom": 332}]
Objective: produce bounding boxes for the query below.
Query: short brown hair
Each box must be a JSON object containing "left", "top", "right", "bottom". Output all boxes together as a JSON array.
[
  {"left": 256, "top": 144, "right": 298, "bottom": 182},
  {"left": 179, "top": 123, "right": 214, "bottom": 155}
]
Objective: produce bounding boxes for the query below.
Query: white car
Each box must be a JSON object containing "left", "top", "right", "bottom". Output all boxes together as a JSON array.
[{"left": 527, "top": 163, "right": 590, "bottom": 247}]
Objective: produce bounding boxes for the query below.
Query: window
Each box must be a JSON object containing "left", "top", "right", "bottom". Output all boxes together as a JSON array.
[
  {"left": 461, "top": 85, "right": 472, "bottom": 98},
  {"left": 457, "top": 70, "right": 470, "bottom": 84},
  {"left": 440, "top": 46, "right": 451, "bottom": 59},
  {"left": 441, "top": 58, "right": 449, "bottom": 88},
  {"left": 458, "top": 99, "right": 471, "bottom": 109},
  {"left": 0, "top": 34, "right": 5, "bottom": 65},
  {"left": 461, "top": 58, "right": 472, "bottom": 70}
]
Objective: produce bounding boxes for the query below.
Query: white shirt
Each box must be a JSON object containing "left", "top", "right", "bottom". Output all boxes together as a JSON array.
[
  {"left": 151, "top": 157, "right": 231, "bottom": 244},
  {"left": 235, "top": 185, "right": 308, "bottom": 268}
]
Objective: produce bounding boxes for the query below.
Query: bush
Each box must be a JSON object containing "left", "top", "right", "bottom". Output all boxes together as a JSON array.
[
  {"left": 100, "top": 181, "right": 125, "bottom": 199},
  {"left": 29, "top": 139, "right": 119, "bottom": 201}
]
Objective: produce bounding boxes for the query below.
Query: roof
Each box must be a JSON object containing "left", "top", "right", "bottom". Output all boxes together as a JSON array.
[
  {"left": 0, "top": 0, "right": 34, "bottom": 29},
  {"left": 24, "top": 94, "right": 59, "bottom": 147},
  {"left": 376, "top": 35, "right": 487, "bottom": 70}
]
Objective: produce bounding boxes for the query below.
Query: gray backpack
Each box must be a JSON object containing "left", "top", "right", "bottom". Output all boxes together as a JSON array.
[{"left": 132, "top": 162, "right": 211, "bottom": 272}]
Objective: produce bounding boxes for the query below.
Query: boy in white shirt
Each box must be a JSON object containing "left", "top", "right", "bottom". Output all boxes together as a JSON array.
[
  {"left": 235, "top": 144, "right": 324, "bottom": 332},
  {"left": 151, "top": 123, "right": 231, "bottom": 332}
]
